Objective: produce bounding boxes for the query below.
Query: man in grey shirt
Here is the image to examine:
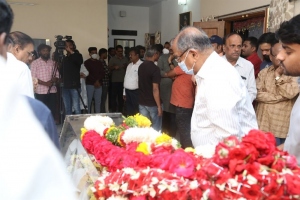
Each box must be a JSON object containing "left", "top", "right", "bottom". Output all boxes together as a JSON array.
[
  {"left": 276, "top": 14, "right": 300, "bottom": 165},
  {"left": 108, "top": 45, "right": 128, "bottom": 113}
]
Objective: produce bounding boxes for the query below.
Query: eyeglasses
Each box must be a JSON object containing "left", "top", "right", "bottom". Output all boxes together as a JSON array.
[
  {"left": 27, "top": 51, "right": 34, "bottom": 57},
  {"left": 175, "top": 48, "right": 190, "bottom": 63}
]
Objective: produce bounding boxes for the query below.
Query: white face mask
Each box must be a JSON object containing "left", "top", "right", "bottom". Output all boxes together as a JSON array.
[
  {"left": 177, "top": 50, "right": 194, "bottom": 75},
  {"left": 163, "top": 48, "right": 170, "bottom": 54},
  {"left": 91, "top": 54, "right": 98, "bottom": 59}
]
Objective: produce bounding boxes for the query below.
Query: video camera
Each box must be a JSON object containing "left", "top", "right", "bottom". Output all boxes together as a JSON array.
[
  {"left": 54, "top": 35, "right": 72, "bottom": 49},
  {"left": 53, "top": 35, "right": 72, "bottom": 62}
]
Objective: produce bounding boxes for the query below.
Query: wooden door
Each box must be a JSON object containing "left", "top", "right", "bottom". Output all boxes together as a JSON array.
[{"left": 193, "top": 21, "right": 225, "bottom": 37}]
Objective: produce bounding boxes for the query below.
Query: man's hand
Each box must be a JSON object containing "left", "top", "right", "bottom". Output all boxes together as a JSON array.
[
  {"left": 65, "top": 46, "right": 74, "bottom": 54},
  {"left": 275, "top": 66, "right": 284, "bottom": 77},
  {"left": 51, "top": 77, "right": 59, "bottom": 84},
  {"left": 168, "top": 54, "right": 175, "bottom": 64},
  {"left": 45, "top": 80, "right": 53, "bottom": 87},
  {"left": 80, "top": 72, "right": 86, "bottom": 78},
  {"left": 277, "top": 143, "right": 284, "bottom": 150},
  {"left": 32, "top": 77, "right": 38, "bottom": 91},
  {"left": 114, "top": 65, "right": 119, "bottom": 70},
  {"left": 157, "top": 106, "right": 162, "bottom": 117},
  {"left": 123, "top": 95, "right": 126, "bottom": 101},
  {"left": 94, "top": 80, "right": 101, "bottom": 88}
]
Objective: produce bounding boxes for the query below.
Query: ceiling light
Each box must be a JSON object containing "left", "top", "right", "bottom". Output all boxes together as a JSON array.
[{"left": 178, "top": 0, "right": 187, "bottom": 5}]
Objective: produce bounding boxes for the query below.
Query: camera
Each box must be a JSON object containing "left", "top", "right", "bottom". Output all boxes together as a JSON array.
[
  {"left": 54, "top": 35, "right": 72, "bottom": 49},
  {"left": 53, "top": 35, "right": 72, "bottom": 62}
]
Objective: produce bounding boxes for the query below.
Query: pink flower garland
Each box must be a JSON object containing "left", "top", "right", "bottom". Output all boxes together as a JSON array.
[{"left": 82, "top": 129, "right": 300, "bottom": 199}]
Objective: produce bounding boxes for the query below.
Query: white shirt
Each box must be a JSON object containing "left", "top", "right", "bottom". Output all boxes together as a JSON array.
[
  {"left": 0, "top": 56, "right": 76, "bottom": 200},
  {"left": 284, "top": 95, "right": 300, "bottom": 165},
  {"left": 123, "top": 59, "right": 143, "bottom": 93},
  {"left": 192, "top": 52, "right": 258, "bottom": 147},
  {"left": 80, "top": 63, "right": 89, "bottom": 109},
  {"left": 5, "top": 52, "right": 34, "bottom": 98},
  {"left": 223, "top": 56, "right": 257, "bottom": 102}
]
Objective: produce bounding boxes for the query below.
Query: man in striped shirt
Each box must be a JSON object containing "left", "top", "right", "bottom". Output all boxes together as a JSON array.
[{"left": 172, "top": 26, "right": 258, "bottom": 147}]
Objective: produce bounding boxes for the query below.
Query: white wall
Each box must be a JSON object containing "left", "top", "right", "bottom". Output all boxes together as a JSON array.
[
  {"left": 149, "top": 0, "right": 201, "bottom": 44},
  {"left": 200, "top": 0, "right": 270, "bottom": 18},
  {"left": 149, "top": 3, "right": 162, "bottom": 34},
  {"left": 108, "top": 5, "right": 149, "bottom": 47},
  {"left": 294, "top": 1, "right": 300, "bottom": 16},
  {"left": 11, "top": 0, "right": 107, "bottom": 60}
]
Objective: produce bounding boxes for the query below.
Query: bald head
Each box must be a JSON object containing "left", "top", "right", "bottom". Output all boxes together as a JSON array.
[
  {"left": 171, "top": 26, "right": 214, "bottom": 75},
  {"left": 173, "top": 26, "right": 212, "bottom": 54}
]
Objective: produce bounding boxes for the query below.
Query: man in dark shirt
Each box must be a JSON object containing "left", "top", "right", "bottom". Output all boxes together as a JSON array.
[
  {"left": 136, "top": 45, "right": 146, "bottom": 61},
  {"left": 84, "top": 47, "right": 105, "bottom": 113},
  {"left": 99, "top": 48, "right": 110, "bottom": 113},
  {"left": 138, "top": 45, "right": 162, "bottom": 131},
  {"left": 60, "top": 39, "right": 83, "bottom": 115},
  {"left": 108, "top": 47, "right": 116, "bottom": 63},
  {"left": 242, "top": 37, "right": 262, "bottom": 78},
  {"left": 108, "top": 45, "right": 128, "bottom": 113}
]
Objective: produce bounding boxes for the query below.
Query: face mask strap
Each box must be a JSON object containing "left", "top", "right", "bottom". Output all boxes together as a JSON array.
[{"left": 182, "top": 49, "right": 190, "bottom": 63}]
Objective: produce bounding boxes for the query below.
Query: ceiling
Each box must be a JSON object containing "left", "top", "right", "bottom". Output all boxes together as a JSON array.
[
  {"left": 6, "top": 0, "right": 167, "bottom": 7},
  {"left": 108, "top": 0, "right": 166, "bottom": 7}
]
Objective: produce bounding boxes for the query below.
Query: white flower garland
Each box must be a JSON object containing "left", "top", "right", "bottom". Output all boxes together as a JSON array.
[
  {"left": 122, "top": 127, "right": 161, "bottom": 144},
  {"left": 84, "top": 115, "right": 114, "bottom": 136}
]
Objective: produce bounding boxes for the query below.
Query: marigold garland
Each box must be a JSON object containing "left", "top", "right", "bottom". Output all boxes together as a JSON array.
[
  {"left": 155, "top": 133, "right": 172, "bottom": 145},
  {"left": 136, "top": 142, "right": 151, "bottom": 155},
  {"left": 79, "top": 115, "right": 300, "bottom": 199},
  {"left": 133, "top": 113, "right": 151, "bottom": 127}
]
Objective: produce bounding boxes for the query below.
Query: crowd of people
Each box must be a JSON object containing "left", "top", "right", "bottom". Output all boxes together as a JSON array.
[{"left": 3, "top": 19, "right": 300, "bottom": 152}]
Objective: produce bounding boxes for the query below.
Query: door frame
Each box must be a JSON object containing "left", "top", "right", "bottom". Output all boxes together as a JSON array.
[{"left": 193, "top": 21, "right": 225, "bottom": 37}]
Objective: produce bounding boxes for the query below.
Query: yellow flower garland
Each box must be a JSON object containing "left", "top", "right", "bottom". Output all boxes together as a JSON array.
[
  {"left": 80, "top": 128, "right": 88, "bottom": 140},
  {"left": 134, "top": 114, "right": 151, "bottom": 127},
  {"left": 136, "top": 142, "right": 150, "bottom": 155},
  {"left": 155, "top": 133, "right": 172, "bottom": 145}
]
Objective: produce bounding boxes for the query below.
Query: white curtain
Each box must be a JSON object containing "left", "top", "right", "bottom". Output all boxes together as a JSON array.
[{"left": 268, "top": 0, "right": 294, "bottom": 32}]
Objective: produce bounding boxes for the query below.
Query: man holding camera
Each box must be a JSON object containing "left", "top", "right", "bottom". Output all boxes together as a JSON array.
[
  {"left": 60, "top": 39, "right": 83, "bottom": 115},
  {"left": 31, "top": 44, "right": 58, "bottom": 118}
]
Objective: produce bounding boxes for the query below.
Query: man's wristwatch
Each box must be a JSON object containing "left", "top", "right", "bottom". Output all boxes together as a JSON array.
[{"left": 275, "top": 76, "right": 281, "bottom": 81}]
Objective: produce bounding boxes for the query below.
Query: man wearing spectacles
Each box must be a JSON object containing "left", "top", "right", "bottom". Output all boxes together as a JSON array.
[
  {"left": 223, "top": 33, "right": 257, "bottom": 102},
  {"left": 6, "top": 31, "right": 35, "bottom": 98},
  {"left": 172, "top": 26, "right": 257, "bottom": 148}
]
